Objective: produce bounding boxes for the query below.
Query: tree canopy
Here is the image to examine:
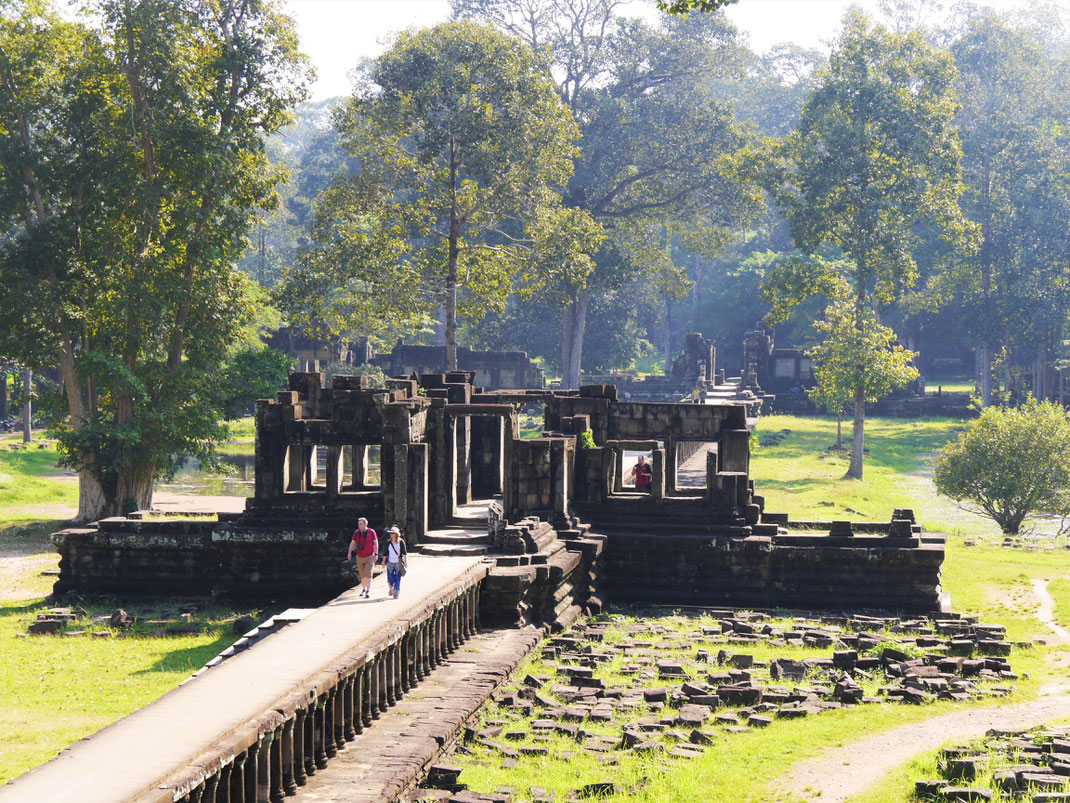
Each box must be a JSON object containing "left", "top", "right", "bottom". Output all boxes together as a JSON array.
[
  {"left": 279, "top": 21, "right": 600, "bottom": 370},
  {"left": 769, "top": 10, "right": 974, "bottom": 478},
  {"left": 934, "top": 400, "right": 1070, "bottom": 534},
  {"left": 0, "top": 0, "right": 309, "bottom": 519}
]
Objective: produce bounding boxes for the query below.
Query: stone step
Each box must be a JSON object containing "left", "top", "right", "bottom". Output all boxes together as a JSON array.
[
  {"left": 421, "top": 529, "right": 493, "bottom": 546},
  {"left": 418, "top": 543, "right": 489, "bottom": 556}
]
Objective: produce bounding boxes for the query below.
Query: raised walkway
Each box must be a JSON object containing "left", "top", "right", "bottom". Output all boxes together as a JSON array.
[{"left": 0, "top": 555, "right": 487, "bottom": 803}]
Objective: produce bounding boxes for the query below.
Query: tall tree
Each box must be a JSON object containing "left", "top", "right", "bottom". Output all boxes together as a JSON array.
[
  {"left": 284, "top": 21, "right": 599, "bottom": 370},
  {"left": 772, "top": 11, "right": 974, "bottom": 478},
  {"left": 453, "top": 0, "right": 762, "bottom": 387},
  {"left": 807, "top": 297, "right": 919, "bottom": 452},
  {"left": 0, "top": 0, "right": 309, "bottom": 520}
]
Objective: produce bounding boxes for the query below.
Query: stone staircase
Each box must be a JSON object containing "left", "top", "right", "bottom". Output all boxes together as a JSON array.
[{"left": 418, "top": 500, "right": 495, "bottom": 556}]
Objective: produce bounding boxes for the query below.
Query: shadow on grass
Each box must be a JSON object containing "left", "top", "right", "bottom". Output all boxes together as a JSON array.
[
  {"left": 0, "top": 598, "right": 48, "bottom": 617},
  {"left": 134, "top": 630, "right": 239, "bottom": 675},
  {"left": 0, "top": 519, "right": 70, "bottom": 557}
]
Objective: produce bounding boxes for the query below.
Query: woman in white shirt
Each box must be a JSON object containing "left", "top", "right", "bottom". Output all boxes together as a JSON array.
[{"left": 383, "top": 525, "right": 408, "bottom": 598}]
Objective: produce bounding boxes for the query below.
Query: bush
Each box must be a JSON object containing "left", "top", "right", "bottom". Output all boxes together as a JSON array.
[{"left": 933, "top": 399, "right": 1070, "bottom": 534}]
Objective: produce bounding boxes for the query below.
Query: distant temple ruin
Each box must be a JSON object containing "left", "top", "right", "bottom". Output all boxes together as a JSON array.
[{"left": 54, "top": 370, "right": 945, "bottom": 618}]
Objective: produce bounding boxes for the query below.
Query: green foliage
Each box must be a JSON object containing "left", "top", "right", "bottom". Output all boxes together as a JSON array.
[
  {"left": 0, "top": 0, "right": 310, "bottom": 518},
  {"left": 934, "top": 399, "right": 1070, "bottom": 535},
  {"left": 657, "top": 0, "right": 737, "bottom": 15},
  {"left": 217, "top": 348, "right": 292, "bottom": 420},
  {"left": 578, "top": 429, "right": 596, "bottom": 449},
  {"left": 807, "top": 298, "right": 919, "bottom": 414},
  {"left": 281, "top": 21, "right": 600, "bottom": 369}
]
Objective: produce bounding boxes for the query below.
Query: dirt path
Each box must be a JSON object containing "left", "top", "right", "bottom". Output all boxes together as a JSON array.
[{"left": 774, "top": 581, "right": 1070, "bottom": 803}]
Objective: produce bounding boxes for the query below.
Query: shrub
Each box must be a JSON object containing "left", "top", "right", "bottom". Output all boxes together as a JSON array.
[{"left": 933, "top": 399, "right": 1070, "bottom": 534}]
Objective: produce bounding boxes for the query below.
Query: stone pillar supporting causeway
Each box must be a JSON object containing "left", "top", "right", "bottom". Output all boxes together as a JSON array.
[
  {"left": 368, "top": 657, "right": 380, "bottom": 721},
  {"left": 255, "top": 731, "right": 272, "bottom": 803},
  {"left": 342, "top": 674, "right": 356, "bottom": 742},
  {"left": 377, "top": 651, "right": 388, "bottom": 711},
  {"left": 280, "top": 716, "right": 297, "bottom": 796},
  {"left": 244, "top": 742, "right": 258, "bottom": 803},
  {"left": 293, "top": 709, "right": 308, "bottom": 786},
  {"left": 230, "top": 750, "right": 247, "bottom": 803},
  {"left": 313, "top": 696, "right": 328, "bottom": 770},
  {"left": 269, "top": 724, "right": 284, "bottom": 803},
  {"left": 332, "top": 681, "right": 346, "bottom": 751},
  {"left": 323, "top": 689, "right": 337, "bottom": 760}
]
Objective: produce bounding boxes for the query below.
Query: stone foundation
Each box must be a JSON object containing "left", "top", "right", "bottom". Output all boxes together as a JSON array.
[
  {"left": 52, "top": 516, "right": 357, "bottom": 603},
  {"left": 598, "top": 531, "right": 945, "bottom": 613}
]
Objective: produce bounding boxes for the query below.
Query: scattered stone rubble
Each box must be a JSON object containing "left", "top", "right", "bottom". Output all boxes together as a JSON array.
[
  {"left": 413, "top": 610, "right": 1020, "bottom": 802},
  {"left": 916, "top": 726, "right": 1070, "bottom": 802}
]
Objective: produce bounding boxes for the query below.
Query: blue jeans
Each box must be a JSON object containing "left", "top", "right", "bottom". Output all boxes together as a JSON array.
[{"left": 387, "top": 562, "right": 402, "bottom": 594}]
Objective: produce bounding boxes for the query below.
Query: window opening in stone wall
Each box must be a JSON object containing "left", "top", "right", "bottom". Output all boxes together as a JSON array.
[
  {"left": 341, "top": 445, "right": 354, "bottom": 490},
  {"left": 309, "top": 445, "right": 327, "bottom": 490},
  {"left": 365, "top": 445, "right": 382, "bottom": 486},
  {"left": 674, "top": 440, "right": 716, "bottom": 492},
  {"left": 520, "top": 403, "right": 544, "bottom": 439},
  {"left": 621, "top": 448, "right": 654, "bottom": 490}
]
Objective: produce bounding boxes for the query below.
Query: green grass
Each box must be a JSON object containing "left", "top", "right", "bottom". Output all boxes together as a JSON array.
[
  {"left": 0, "top": 597, "right": 251, "bottom": 784},
  {"left": 1050, "top": 578, "right": 1070, "bottom": 630},
  {"left": 0, "top": 437, "right": 76, "bottom": 518},
  {"left": 225, "top": 416, "right": 256, "bottom": 442},
  {"left": 925, "top": 380, "right": 975, "bottom": 395}
]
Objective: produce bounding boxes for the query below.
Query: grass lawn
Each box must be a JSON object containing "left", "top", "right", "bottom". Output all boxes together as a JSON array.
[{"left": 0, "top": 422, "right": 258, "bottom": 784}]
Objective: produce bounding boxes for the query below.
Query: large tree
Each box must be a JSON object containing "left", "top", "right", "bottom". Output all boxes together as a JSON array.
[
  {"left": 453, "top": 1, "right": 762, "bottom": 387},
  {"left": 284, "top": 22, "right": 599, "bottom": 371},
  {"left": 772, "top": 11, "right": 974, "bottom": 478},
  {"left": 0, "top": 0, "right": 309, "bottom": 520}
]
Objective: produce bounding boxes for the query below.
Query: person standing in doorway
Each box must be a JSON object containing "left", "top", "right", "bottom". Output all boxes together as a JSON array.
[
  {"left": 347, "top": 517, "right": 378, "bottom": 598},
  {"left": 630, "top": 454, "right": 653, "bottom": 493},
  {"left": 383, "top": 525, "right": 407, "bottom": 599}
]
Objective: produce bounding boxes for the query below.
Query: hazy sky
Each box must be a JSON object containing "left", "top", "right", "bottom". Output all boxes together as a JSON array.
[{"left": 283, "top": 0, "right": 1047, "bottom": 100}]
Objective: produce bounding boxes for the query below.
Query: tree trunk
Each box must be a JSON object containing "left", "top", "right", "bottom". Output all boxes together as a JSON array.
[
  {"left": 76, "top": 468, "right": 154, "bottom": 522},
  {"left": 445, "top": 241, "right": 458, "bottom": 371},
  {"left": 21, "top": 368, "right": 31, "bottom": 443},
  {"left": 978, "top": 344, "right": 991, "bottom": 406},
  {"left": 0, "top": 368, "right": 7, "bottom": 420},
  {"left": 663, "top": 299, "right": 672, "bottom": 376},
  {"left": 846, "top": 384, "right": 865, "bottom": 479},
  {"left": 836, "top": 411, "right": 842, "bottom": 450},
  {"left": 560, "top": 288, "right": 589, "bottom": 389}
]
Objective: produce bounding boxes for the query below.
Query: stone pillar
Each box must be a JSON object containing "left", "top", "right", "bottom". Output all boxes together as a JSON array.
[
  {"left": 230, "top": 751, "right": 247, "bottom": 803},
  {"left": 385, "top": 645, "right": 396, "bottom": 707},
  {"left": 416, "top": 623, "right": 428, "bottom": 680},
  {"left": 323, "top": 689, "right": 337, "bottom": 759},
  {"left": 269, "top": 726, "right": 284, "bottom": 803},
  {"left": 408, "top": 443, "right": 429, "bottom": 543},
  {"left": 455, "top": 415, "right": 473, "bottom": 508},
  {"left": 361, "top": 664, "right": 373, "bottom": 727},
  {"left": 255, "top": 733, "right": 272, "bottom": 803},
  {"left": 281, "top": 717, "right": 298, "bottom": 796},
  {"left": 244, "top": 744, "right": 258, "bottom": 803},
  {"left": 216, "top": 764, "right": 233, "bottom": 803},
  {"left": 369, "top": 658, "right": 380, "bottom": 720},
  {"left": 302, "top": 705, "right": 316, "bottom": 778},
  {"left": 720, "top": 429, "right": 750, "bottom": 474},
  {"left": 353, "top": 445, "right": 368, "bottom": 490},
  {"left": 285, "top": 445, "right": 307, "bottom": 492},
  {"left": 378, "top": 652, "right": 388, "bottom": 711},
  {"left": 342, "top": 674, "right": 356, "bottom": 741},
  {"left": 292, "top": 709, "right": 307, "bottom": 786},
  {"left": 325, "top": 446, "right": 344, "bottom": 496},
  {"left": 313, "top": 697, "right": 328, "bottom": 770},
  {"left": 651, "top": 447, "right": 666, "bottom": 501},
  {"left": 333, "top": 682, "right": 346, "bottom": 750}
]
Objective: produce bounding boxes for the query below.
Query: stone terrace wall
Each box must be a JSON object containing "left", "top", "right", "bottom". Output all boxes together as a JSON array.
[
  {"left": 598, "top": 533, "right": 945, "bottom": 613},
  {"left": 52, "top": 517, "right": 356, "bottom": 604}
]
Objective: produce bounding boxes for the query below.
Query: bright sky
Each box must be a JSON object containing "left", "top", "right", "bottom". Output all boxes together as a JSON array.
[{"left": 283, "top": 0, "right": 1047, "bottom": 100}]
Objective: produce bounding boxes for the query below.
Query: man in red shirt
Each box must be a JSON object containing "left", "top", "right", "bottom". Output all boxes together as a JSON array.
[
  {"left": 631, "top": 454, "right": 652, "bottom": 493},
  {"left": 347, "top": 517, "right": 378, "bottom": 598}
]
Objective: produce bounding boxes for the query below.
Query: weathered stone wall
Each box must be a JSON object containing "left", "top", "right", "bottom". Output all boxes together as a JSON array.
[
  {"left": 597, "top": 532, "right": 944, "bottom": 612},
  {"left": 363, "top": 341, "right": 546, "bottom": 390},
  {"left": 52, "top": 517, "right": 357, "bottom": 603}
]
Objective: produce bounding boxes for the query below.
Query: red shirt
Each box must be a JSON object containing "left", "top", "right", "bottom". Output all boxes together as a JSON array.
[
  {"left": 351, "top": 527, "right": 378, "bottom": 558},
  {"left": 634, "top": 462, "right": 652, "bottom": 487}
]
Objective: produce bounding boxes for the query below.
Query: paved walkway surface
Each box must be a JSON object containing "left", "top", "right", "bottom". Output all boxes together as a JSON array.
[
  {"left": 775, "top": 579, "right": 1070, "bottom": 802},
  {"left": 0, "top": 555, "right": 485, "bottom": 803},
  {"left": 292, "top": 626, "right": 541, "bottom": 802},
  {"left": 676, "top": 443, "right": 716, "bottom": 488}
]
